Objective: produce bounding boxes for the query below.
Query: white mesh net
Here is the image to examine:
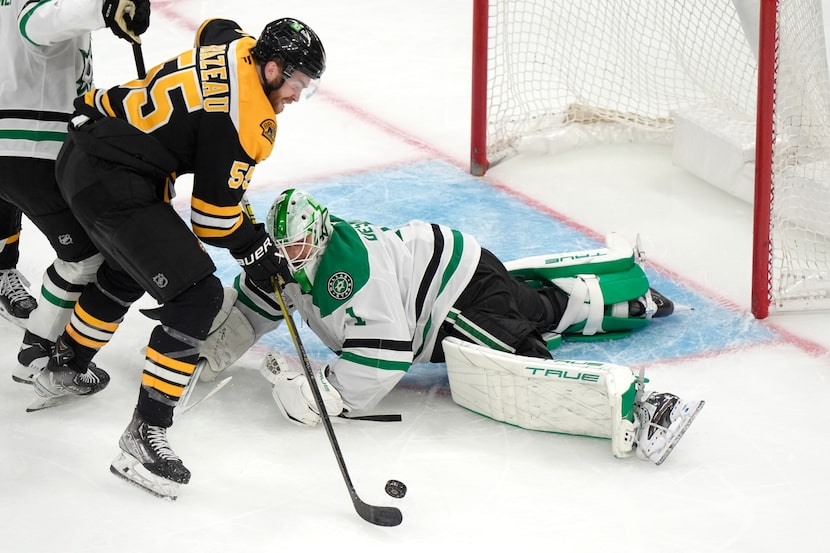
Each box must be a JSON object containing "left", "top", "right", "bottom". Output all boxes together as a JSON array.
[
  {"left": 768, "top": 0, "right": 830, "bottom": 311},
  {"left": 478, "top": 0, "right": 830, "bottom": 314},
  {"left": 483, "top": 0, "right": 758, "bottom": 163}
]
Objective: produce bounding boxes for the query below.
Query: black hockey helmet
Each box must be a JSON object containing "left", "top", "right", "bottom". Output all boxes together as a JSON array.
[{"left": 251, "top": 18, "right": 326, "bottom": 80}]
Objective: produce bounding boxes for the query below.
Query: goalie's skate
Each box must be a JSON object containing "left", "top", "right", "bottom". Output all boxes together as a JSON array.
[
  {"left": 648, "top": 288, "right": 675, "bottom": 318},
  {"left": 110, "top": 409, "right": 190, "bottom": 500},
  {"left": 634, "top": 392, "right": 704, "bottom": 465},
  {"left": 628, "top": 288, "right": 675, "bottom": 319}
]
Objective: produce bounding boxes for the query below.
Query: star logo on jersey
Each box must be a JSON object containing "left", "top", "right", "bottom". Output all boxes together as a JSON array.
[
  {"left": 327, "top": 272, "right": 353, "bottom": 300},
  {"left": 260, "top": 119, "right": 276, "bottom": 144},
  {"left": 76, "top": 48, "right": 93, "bottom": 95}
]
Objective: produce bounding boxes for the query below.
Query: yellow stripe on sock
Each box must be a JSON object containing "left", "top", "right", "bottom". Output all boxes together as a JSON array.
[
  {"left": 145, "top": 347, "right": 197, "bottom": 375},
  {"left": 141, "top": 373, "right": 185, "bottom": 398}
]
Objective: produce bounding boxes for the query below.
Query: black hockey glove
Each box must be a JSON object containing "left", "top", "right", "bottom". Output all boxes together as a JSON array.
[
  {"left": 102, "top": 0, "right": 150, "bottom": 44},
  {"left": 232, "top": 231, "right": 293, "bottom": 291}
]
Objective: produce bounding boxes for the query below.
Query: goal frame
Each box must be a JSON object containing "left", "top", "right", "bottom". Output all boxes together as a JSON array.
[
  {"left": 470, "top": 0, "right": 820, "bottom": 320},
  {"left": 751, "top": 0, "right": 777, "bottom": 319},
  {"left": 470, "top": 0, "right": 489, "bottom": 177}
]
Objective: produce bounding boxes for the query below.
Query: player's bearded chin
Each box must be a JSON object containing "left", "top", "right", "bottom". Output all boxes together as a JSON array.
[
  {"left": 261, "top": 72, "right": 284, "bottom": 113},
  {"left": 270, "top": 90, "right": 284, "bottom": 113},
  {"left": 265, "top": 82, "right": 283, "bottom": 113}
]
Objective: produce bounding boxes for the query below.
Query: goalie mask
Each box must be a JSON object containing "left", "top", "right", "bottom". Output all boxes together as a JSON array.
[{"left": 266, "top": 189, "right": 332, "bottom": 275}]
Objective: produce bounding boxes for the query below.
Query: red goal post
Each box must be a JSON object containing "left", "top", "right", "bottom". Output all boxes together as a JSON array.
[{"left": 471, "top": 0, "right": 830, "bottom": 318}]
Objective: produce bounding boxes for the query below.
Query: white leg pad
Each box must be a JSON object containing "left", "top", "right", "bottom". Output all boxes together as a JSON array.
[
  {"left": 443, "top": 337, "right": 638, "bottom": 458},
  {"left": 199, "top": 294, "right": 256, "bottom": 382}
]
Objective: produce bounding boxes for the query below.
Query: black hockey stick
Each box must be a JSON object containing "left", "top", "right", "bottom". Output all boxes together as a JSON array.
[
  {"left": 340, "top": 413, "right": 402, "bottom": 422},
  {"left": 240, "top": 195, "right": 402, "bottom": 526},
  {"left": 133, "top": 42, "right": 146, "bottom": 79},
  {"left": 269, "top": 274, "right": 403, "bottom": 527}
]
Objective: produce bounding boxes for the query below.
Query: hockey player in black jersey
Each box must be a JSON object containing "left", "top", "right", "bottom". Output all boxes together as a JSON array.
[{"left": 27, "top": 17, "right": 325, "bottom": 499}]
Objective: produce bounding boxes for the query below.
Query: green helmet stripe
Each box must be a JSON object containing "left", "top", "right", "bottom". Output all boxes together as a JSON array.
[{"left": 274, "top": 189, "right": 294, "bottom": 239}]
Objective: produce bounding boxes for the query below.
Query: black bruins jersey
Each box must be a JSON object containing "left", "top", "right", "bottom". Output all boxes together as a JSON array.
[{"left": 74, "top": 19, "right": 277, "bottom": 253}]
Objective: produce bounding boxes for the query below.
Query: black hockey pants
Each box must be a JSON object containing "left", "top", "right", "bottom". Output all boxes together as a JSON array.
[
  {"left": 0, "top": 156, "right": 99, "bottom": 264},
  {"left": 432, "top": 248, "right": 566, "bottom": 361},
  {"left": 54, "top": 126, "right": 224, "bottom": 426}
]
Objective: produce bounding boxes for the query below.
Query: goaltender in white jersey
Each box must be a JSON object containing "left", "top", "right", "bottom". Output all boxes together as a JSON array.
[{"left": 200, "top": 189, "right": 703, "bottom": 465}]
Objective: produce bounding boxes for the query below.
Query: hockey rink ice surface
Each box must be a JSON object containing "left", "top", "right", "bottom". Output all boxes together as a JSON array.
[{"left": 2, "top": 2, "right": 829, "bottom": 552}]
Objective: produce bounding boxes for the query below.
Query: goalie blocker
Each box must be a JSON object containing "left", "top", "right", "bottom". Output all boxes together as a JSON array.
[{"left": 442, "top": 337, "right": 703, "bottom": 464}]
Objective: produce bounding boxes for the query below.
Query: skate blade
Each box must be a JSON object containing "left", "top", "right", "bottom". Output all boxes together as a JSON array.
[
  {"left": 12, "top": 374, "right": 35, "bottom": 385},
  {"left": 176, "top": 376, "right": 232, "bottom": 418},
  {"left": 110, "top": 451, "right": 181, "bottom": 500},
  {"left": 0, "top": 308, "right": 27, "bottom": 329},
  {"left": 12, "top": 364, "right": 41, "bottom": 385},
  {"left": 654, "top": 400, "right": 705, "bottom": 465},
  {"left": 177, "top": 359, "right": 206, "bottom": 410},
  {"left": 26, "top": 394, "right": 81, "bottom": 412}
]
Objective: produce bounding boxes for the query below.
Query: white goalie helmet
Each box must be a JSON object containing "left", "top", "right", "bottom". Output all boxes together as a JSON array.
[{"left": 266, "top": 188, "right": 333, "bottom": 274}]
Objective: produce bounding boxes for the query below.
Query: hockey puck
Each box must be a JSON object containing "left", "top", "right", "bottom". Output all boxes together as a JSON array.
[{"left": 384, "top": 479, "right": 407, "bottom": 499}]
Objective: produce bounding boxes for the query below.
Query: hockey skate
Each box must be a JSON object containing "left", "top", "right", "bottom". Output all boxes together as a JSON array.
[
  {"left": 12, "top": 331, "right": 53, "bottom": 384},
  {"left": 627, "top": 287, "right": 675, "bottom": 319},
  {"left": 648, "top": 288, "right": 675, "bottom": 318},
  {"left": 110, "top": 409, "right": 191, "bottom": 500},
  {"left": 27, "top": 336, "right": 110, "bottom": 412},
  {"left": 634, "top": 391, "right": 704, "bottom": 465},
  {"left": 0, "top": 268, "right": 37, "bottom": 328}
]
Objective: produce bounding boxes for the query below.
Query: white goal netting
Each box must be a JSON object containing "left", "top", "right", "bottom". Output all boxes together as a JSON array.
[{"left": 474, "top": 0, "right": 830, "bottom": 315}]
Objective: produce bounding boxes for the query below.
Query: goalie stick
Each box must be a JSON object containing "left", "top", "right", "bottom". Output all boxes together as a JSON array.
[
  {"left": 339, "top": 413, "right": 402, "bottom": 422},
  {"left": 270, "top": 276, "right": 403, "bottom": 526},
  {"left": 242, "top": 195, "right": 402, "bottom": 527}
]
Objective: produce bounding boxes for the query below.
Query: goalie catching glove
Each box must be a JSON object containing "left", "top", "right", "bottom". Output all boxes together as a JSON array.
[
  {"left": 260, "top": 352, "right": 344, "bottom": 426},
  {"left": 102, "top": 0, "right": 150, "bottom": 44}
]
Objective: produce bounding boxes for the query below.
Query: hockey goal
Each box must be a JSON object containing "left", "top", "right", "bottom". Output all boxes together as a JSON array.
[{"left": 470, "top": 0, "right": 830, "bottom": 318}]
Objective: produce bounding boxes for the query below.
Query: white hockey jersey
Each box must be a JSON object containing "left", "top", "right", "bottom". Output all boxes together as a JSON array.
[
  {"left": 283, "top": 219, "right": 481, "bottom": 411},
  {"left": 0, "top": 0, "right": 105, "bottom": 160}
]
